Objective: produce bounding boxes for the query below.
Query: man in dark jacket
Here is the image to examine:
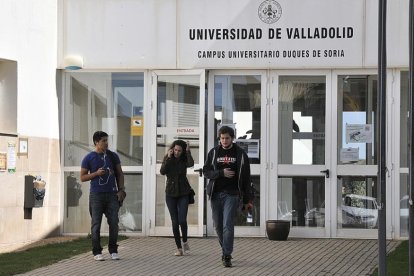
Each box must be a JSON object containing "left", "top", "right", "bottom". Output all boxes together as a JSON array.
[{"left": 203, "top": 126, "right": 254, "bottom": 268}]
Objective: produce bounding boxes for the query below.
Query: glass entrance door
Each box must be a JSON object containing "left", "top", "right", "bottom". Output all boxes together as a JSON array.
[
  {"left": 334, "top": 72, "right": 379, "bottom": 238},
  {"left": 271, "top": 72, "right": 331, "bottom": 238},
  {"left": 151, "top": 70, "right": 205, "bottom": 237},
  {"left": 206, "top": 70, "right": 267, "bottom": 237},
  {"left": 271, "top": 70, "right": 380, "bottom": 238}
]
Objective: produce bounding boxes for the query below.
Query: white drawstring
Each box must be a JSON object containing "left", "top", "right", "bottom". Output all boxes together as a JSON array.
[{"left": 98, "top": 153, "right": 111, "bottom": 186}]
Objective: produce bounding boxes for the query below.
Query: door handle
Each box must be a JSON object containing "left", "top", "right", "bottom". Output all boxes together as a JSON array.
[
  {"left": 194, "top": 168, "right": 203, "bottom": 177},
  {"left": 320, "top": 169, "right": 329, "bottom": 178}
]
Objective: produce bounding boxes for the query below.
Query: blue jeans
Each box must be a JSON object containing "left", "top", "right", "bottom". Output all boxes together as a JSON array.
[
  {"left": 211, "top": 192, "right": 240, "bottom": 256},
  {"left": 89, "top": 192, "right": 120, "bottom": 255},
  {"left": 165, "top": 195, "right": 189, "bottom": 249}
]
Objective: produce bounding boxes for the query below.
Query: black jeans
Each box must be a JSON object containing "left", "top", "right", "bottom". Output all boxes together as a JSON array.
[
  {"left": 166, "top": 195, "right": 189, "bottom": 249},
  {"left": 89, "top": 192, "right": 120, "bottom": 255}
]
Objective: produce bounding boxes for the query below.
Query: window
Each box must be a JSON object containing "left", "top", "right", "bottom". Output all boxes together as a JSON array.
[
  {"left": 63, "top": 72, "right": 145, "bottom": 234},
  {"left": 337, "top": 75, "right": 377, "bottom": 165},
  {"left": 64, "top": 73, "right": 144, "bottom": 166},
  {"left": 278, "top": 177, "right": 325, "bottom": 228},
  {"left": 0, "top": 59, "right": 17, "bottom": 135},
  {"left": 278, "top": 76, "right": 326, "bottom": 165},
  {"left": 214, "top": 75, "right": 261, "bottom": 163}
]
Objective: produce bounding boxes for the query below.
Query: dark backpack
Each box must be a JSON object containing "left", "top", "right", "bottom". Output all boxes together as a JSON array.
[{"left": 106, "top": 150, "right": 120, "bottom": 186}]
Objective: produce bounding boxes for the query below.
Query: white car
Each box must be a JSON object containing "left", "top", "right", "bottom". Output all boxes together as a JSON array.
[
  {"left": 341, "top": 194, "right": 378, "bottom": 228},
  {"left": 304, "top": 194, "right": 379, "bottom": 228},
  {"left": 400, "top": 195, "right": 409, "bottom": 235}
]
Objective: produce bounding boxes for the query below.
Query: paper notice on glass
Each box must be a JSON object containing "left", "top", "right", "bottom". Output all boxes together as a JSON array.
[
  {"left": 235, "top": 139, "right": 260, "bottom": 159},
  {"left": 7, "top": 142, "right": 16, "bottom": 173},
  {"left": 340, "top": 148, "right": 359, "bottom": 162},
  {"left": 131, "top": 116, "right": 143, "bottom": 136},
  {"left": 346, "top": 124, "right": 372, "bottom": 143},
  {"left": 0, "top": 152, "right": 6, "bottom": 171}
]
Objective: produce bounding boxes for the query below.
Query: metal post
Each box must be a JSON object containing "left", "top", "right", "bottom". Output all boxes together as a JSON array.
[
  {"left": 409, "top": 0, "right": 414, "bottom": 274},
  {"left": 377, "top": 0, "right": 387, "bottom": 275}
]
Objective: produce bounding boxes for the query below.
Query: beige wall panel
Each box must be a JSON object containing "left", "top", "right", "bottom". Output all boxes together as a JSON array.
[
  {"left": 28, "top": 137, "right": 61, "bottom": 173},
  {"left": 44, "top": 172, "right": 61, "bottom": 207},
  {"left": 0, "top": 136, "right": 61, "bottom": 253}
]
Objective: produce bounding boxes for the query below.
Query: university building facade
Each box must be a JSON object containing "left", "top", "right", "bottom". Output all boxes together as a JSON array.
[{"left": 0, "top": 0, "right": 411, "bottom": 251}]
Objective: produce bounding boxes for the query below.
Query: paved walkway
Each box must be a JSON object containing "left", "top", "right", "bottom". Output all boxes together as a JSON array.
[{"left": 20, "top": 237, "right": 400, "bottom": 276}]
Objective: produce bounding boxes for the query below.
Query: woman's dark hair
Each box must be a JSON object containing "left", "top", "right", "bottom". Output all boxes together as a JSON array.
[
  {"left": 93, "top": 131, "right": 108, "bottom": 145},
  {"left": 169, "top": 139, "right": 188, "bottom": 161}
]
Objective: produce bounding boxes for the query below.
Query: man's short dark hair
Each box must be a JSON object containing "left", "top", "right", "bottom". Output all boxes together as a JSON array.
[
  {"left": 93, "top": 131, "right": 108, "bottom": 145},
  {"left": 218, "top": 126, "right": 235, "bottom": 138}
]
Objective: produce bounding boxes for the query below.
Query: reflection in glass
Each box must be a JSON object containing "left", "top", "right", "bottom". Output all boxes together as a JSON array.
[
  {"left": 64, "top": 172, "right": 143, "bottom": 233},
  {"left": 70, "top": 78, "right": 89, "bottom": 146},
  {"left": 278, "top": 177, "right": 325, "bottom": 227},
  {"left": 114, "top": 73, "right": 144, "bottom": 166},
  {"left": 234, "top": 176, "right": 260, "bottom": 226},
  {"left": 156, "top": 174, "right": 199, "bottom": 227},
  {"left": 156, "top": 75, "right": 200, "bottom": 163},
  {"left": 337, "top": 75, "right": 377, "bottom": 165},
  {"left": 66, "top": 172, "right": 83, "bottom": 207},
  {"left": 400, "top": 72, "right": 409, "bottom": 167},
  {"left": 64, "top": 72, "right": 144, "bottom": 166},
  {"left": 94, "top": 91, "right": 107, "bottom": 133},
  {"left": 64, "top": 172, "right": 90, "bottom": 233},
  {"left": 118, "top": 173, "right": 143, "bottom": 232},
  {"left": 400, "top": 71, "right": 409, "bottom": 236},
  {"left": 214, "top": 75, "right": 261, "bottom": 164},
  {"left": 155, "top": 175, "right": 166, "bottom": 227},
  {"left": 63, "top": 72, "right": 144, "bottom": 234},
  {"left": 400, "top": 175, "right": 409, "bottom": 236},
  {"left": 337, "top": 176, "right": 378, "bottom": 229},
  {"left": 278, "top": 76, "right": 326, "bottom": 165}
]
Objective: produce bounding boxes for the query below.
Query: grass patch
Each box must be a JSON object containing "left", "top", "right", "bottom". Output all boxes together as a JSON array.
[
  {"left": 371, "top": 240, "right": 408, "bottom": 276},
  {"left": 0, "top": 236, "right": 127, "bottom": 276}
]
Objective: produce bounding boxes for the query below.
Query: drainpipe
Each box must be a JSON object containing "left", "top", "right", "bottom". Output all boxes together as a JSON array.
[
  {"left": 377, "top": 0, "right": 387, "bottom": 275},
  {"left": 409, "top": 0, "right": 414, "bottom": 275}
]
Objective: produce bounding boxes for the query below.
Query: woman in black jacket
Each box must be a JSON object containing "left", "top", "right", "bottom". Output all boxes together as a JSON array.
[{"left": 160, "top": 140, "right": 194, "bottom": 256}]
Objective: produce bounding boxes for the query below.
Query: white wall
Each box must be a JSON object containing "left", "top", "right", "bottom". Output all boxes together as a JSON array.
[
  {"left": 62, "top": 0, "right": 177, "bottom": 69},
  {"left": 0, "top": 0, "right": 60, "bottom": 253},
  {"left": 386, "top": 0, "right": 410, "bottom": 67},
  {"left": 0, "top": 0, "right": 59, "bottom": 139}
]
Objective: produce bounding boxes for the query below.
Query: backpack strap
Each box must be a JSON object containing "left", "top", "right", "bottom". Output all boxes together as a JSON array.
[{"left": 106, "top": 150, "right": 120, "bottom": 188}]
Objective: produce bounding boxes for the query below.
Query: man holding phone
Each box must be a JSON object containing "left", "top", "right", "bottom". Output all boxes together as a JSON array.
[
  {"left": 203, "top": 126, "right": 254, "bottom": 268},
  {"left": 80, "top": 131, "right": 126, "bottom": 261}
]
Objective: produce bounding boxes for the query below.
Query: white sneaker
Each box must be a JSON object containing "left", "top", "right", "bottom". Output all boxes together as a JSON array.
[
  {"left": 94, "top": 254, "right": 104, "bottom": 261},
  {"left": 111, "top": 253, "right": 120, "bottom": 260},
  {"left": 174, "top": 249, "right": 183, "bottom": 256},
  {"left": 183, "top": 242, "right": 190, "bottom": 253}
]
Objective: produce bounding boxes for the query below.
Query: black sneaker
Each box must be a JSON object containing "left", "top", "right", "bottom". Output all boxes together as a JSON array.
[{"left": 222, "top": 255, "right": 232, "bottom": 267}]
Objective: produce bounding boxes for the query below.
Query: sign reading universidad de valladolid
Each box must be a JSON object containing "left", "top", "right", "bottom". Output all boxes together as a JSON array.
[{"left": 178, "top": 0, "right": 364, "bottom": 68}]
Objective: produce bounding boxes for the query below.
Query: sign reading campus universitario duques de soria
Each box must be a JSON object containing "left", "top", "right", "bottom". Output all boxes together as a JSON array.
[{"left": 178, "top": 0, "right": 364, "bottom": 68}]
